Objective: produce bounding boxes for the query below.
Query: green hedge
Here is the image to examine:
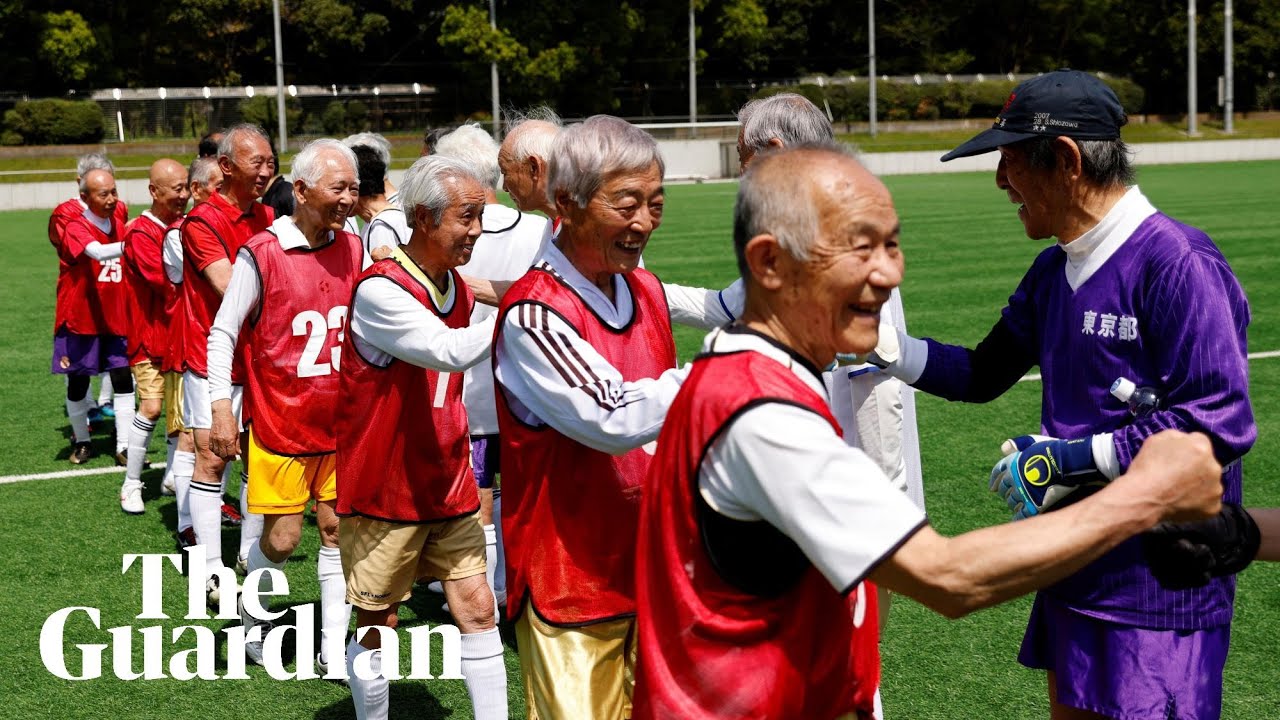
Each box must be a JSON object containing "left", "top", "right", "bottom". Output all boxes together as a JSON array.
[
  {"left": 2, "top": 99, "right": 104, "bottom": 145},
  {"left": 754, "top": 75, "right": 1145, "bottom": 123}
]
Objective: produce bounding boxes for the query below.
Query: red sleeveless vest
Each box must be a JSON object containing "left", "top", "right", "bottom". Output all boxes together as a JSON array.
[
  {"left": 335, "top": 260, "right": 479, "bottom": 523},
  {"left": 633, "top": 347, "right": 880, "bottom": 720},
  {"left": 122, "top": 214, "right": 170, "bottom": 364},
  {"left": 494, "top": 265, "right": 676, "bottom": 625},
  {"left": 241, "top": 229, "right": 363, "bottom": 455}
]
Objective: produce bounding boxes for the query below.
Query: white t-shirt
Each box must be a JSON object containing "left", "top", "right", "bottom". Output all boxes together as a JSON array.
[{"left": 359, "top": 205, "right": 410, "bottom": 268}]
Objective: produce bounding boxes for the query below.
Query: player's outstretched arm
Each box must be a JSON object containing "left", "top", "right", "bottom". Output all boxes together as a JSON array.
[{"left": 870, "top": 430, "right": 1221, "bottom": 618}]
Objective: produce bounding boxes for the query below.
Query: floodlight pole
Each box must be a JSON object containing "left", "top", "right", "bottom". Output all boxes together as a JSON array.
[
  {"left": 272, "top": 0, "right": 288, "bottom": 152},
  {"left": 1224, "top": 0, "right": 1234, "bottom": 133},
  {"left": 868, "top": 0, "right": 877, "bottom": 137},
  {"left": 490, "top": 0, "right": 500, "bottom": 138},
  {"left": 1187, "top": 0, "right": 1198, "bottom": 136},
  {"left": 689, "top": 0, "right": 697, "bottom": 136}
]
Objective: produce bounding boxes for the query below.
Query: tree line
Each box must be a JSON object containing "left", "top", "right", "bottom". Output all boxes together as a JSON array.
[{"left": 3, "top": 0, "right": 1278, "bottom": 119}]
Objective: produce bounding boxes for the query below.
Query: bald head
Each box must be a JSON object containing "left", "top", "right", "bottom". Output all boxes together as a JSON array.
[
  {"left": 499, "top": 119, "right": 561, "bottom": 214},
  {"left": 149, "top": 158, "right": 190, "bottom": 223}
]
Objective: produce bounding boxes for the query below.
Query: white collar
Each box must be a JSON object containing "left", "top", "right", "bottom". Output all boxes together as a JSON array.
[
  {"left": 142, "top": 211, "right": 168, "bottom": 230},
  {"left": 270, "top": 215, "right": 330, "bottom": 251},
  {"left": 1059, "top": 186, "right": 1157, "bottom": 290},
  {"left": 700, "top": 326, "right": 828, "bottom": 399},
  {"left": 540, "top": 240, "right": 633, "bottom": 328},
  {"left": 82, "top": 207, "right": 112, "bottom": 234}
]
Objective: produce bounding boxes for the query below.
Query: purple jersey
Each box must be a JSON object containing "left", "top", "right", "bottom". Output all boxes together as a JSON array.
[{"left": 917, "top": 210, "right": 1254, "bottom": 630}]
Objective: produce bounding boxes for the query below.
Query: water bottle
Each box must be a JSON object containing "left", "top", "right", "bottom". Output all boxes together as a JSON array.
[{"left": 1110, "top": 377, "right": 1161, "bottom": 416}]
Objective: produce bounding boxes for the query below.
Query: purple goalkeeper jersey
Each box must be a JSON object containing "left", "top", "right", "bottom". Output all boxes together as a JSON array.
[{"left": 917, "top": 210, "right": 1254, "bottom": 630}]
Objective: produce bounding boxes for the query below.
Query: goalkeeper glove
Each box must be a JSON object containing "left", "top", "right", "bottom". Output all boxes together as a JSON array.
[
  {"left": 989, "top": 435, "right": 1108, "bottom": 520},
  {"left": 1143, "top": 503, "right": 1260, "bottom": 589}
]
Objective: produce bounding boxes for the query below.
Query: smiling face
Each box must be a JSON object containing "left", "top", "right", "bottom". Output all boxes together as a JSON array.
[
  {"left": 996, "top": 141, "right": 1069, "bottom": 241},
  {"left": 417, "top": 175, "right": 486, "bottom": 274},
  {"left": 81, "top": 169, "right": 118, "bottom": 220},
  {"left": 294, "top": 149, "right": 358, "bottom": 237},
  {"left": 556, "top": 162, "right": 664, "bottom": 289},
  {"left": 220, "top": 132, "right": 275, "bottom": 202},
  {"left": 149, "top": 160, "right": 190, "bottom": 222},
  {"left": 498, "top": 146, "right": 538, "bottom": 212}
]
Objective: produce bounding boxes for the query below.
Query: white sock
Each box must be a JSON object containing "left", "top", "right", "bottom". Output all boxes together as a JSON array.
[
  {"left": 97, "top": 373, "right": 113, "bottom": 406},
  {"left": 483, "top": 524, "right": 498, "bottom": 601},
  {"left": 190, "top": 476, "right": 225, "bottom": 576},
  {"left": 66, "top": 396, "right": 92, "bottom": 443},
  {"left": 461, "top": 628, "right": 508, "bottom": 720},
  {"left": 114, "top": 392, "right": 136, "bottom": 453},
  {"left": 126, "top": 415, "right": 157, "bottom": 483},
  {"left": 163, "top": 435, "right": 177, "bottom": 483},
  {"left": 492, "top": 495, "right": 506, "bottom": 598},
  {"left": 174, "top": 449, "right": 196, "bottom": 531},
  {"left": 244, "top": 541, "right": 285, "bottom": 625},
  {"left": 317, "top": 546, "right": 352, "bottom": 667},
  {"left": 239, "top": 472, "right": 264, "bottom": 561},
  {"left": 347, "top": 637, "right": 389, "bottom": 720}
]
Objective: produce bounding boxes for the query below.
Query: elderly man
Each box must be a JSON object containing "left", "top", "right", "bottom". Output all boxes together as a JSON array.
[
  {"left": 859, "top": 70, "right": 1254, "bottom": 719},
  {"left": 433, "top": 122, "right": 551, "bottom": 610},
  {"left": 631, "top": 143, "right": 1226, "bottom": 720},
  {"left": 50, "top": 153, "right": 131, "bottom": 425},
  {"left": 204, "top": 139, "right": 363, "bottom": 673},
  {"left": 179, "top": 123, "right": 276, "bottom": 604},
  {"left": 162, "top": 157, "right": 222, "bottom": 547},
  {"left": 118, "top": 159, "right": 190, "bottom": 513},
  {"left": 493, "top": 115, "right": 736, "bottom": 719},
  {"left": 351, "top": 144, "right": 410, "bottom": 263},
  {"left": 336, "top": 156, "right": 507, "bottom": 720},
  {"left": 54, "top": 168, "right": 137, "bottom": 465},
  {"left": 497, "top": 108, "right": 561, "bottom": 218}
]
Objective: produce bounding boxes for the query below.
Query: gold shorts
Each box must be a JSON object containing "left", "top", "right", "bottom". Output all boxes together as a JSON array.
[
  {"left": 340, "top": 512, "right": 487, "bottom": 611},
  {"left": 130, "top": 360, "right": 165, "bottom": 400},
  {"left": 514, "top": 599, "right": 636, "bottom": 720},
  {"left": 163, "top": 371, "right": 186, "bottom": 435},
  {"left": 244, "top": 427, "right": 336, "bottom": 515}
]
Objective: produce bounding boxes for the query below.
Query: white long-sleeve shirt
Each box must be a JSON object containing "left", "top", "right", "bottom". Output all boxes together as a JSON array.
[{"left": 493, "top": 240, "right": 734, "bottom": 456}]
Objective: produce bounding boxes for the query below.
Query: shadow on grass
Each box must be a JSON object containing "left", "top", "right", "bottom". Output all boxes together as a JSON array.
[{"left": 314, "top": 682, "right": 452, "bottom": 719}]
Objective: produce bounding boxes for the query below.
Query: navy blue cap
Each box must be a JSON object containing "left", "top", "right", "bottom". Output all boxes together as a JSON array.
[{"left": 941, "top": 69, "right": 1127, "bottom": 162}]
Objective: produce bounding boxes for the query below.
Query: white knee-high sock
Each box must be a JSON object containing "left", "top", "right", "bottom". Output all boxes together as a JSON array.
[
  {"left": 163, "top": 435, "right": 177, "bottom": 482},
  {"left": 484, "top": 524, "right": 498, "bottom": 599},
  {"left": 174, "top": 449, "right": 195, "bottom": 531},
  {"left": 66, "top": 397, "right": 92, "bottom": 443},
  {"left": 126, "top": 416, "right": 157, "bottom": 484},
  {"left": 190, "top": 468, "right": 225, "bottom": 576},
  {"left": 114, "top": 392, "right": 136, "bottom": 454},
  {"left": 317, "top": 546, "right": 352, "bottom": 669},
  {"left": 347, "top": 636, "right": 389, "bottom": 720},
  {"left": 239, "top": 472, "right": 264, "bottom": 561},
  {"left": 493, "top": 495, "right": 506, "bottom": 598},
  {"left": 461, "top": 628, "right": 508, "bottom": 720},
  {"left": 97, "top": 373, "right": 113, "bottom": 406},
  {"left": 244, "top": 541, "right": 285, "bottom": 624}
]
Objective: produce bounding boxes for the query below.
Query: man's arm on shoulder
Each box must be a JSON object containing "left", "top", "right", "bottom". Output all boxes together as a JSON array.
[
  {"left": 348, "top": 276, "right": 494, "bottom": 372},
  {"left": 662, "top": 278, "right": 744, "bottom": 330},
  {"left": 495, "top": 301, "right": 690, "bottom": 455}
]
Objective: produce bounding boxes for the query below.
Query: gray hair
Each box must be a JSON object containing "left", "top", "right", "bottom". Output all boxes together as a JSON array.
[
  {"left": 217, "top": 123, "right": 272, "bottom": 161},
  {"left": 343, "top": 132, "right": 392, "bottom": 169},
  {"left": 504, "top": 106, "right": 562, "bottom": 162},
  {"left": 291, "top": 138, "right": 357, "bottom": 187},
  {"left": 399, "top": 155, "right": 482, "bottom": 229},
  {"left": 733, "top": 143, "right": 856, "bottom": 278},
  {"left": 738, "top": 93, "right": 834, "bottom": 154},
  {"left": 188, "top": 156, "right": 220, "bottom": 186},
  {"left": 546, "top": 115, "right": 664, "bottom": 209},
  {"left": 78, "top": 168, "right": 115, "bottom": 194},
  {"left": 433, "top": 122, "right": 502, "bottom": 190},
  {"left": 76, "top": 153, "right": 115, "bottom": 178},
  {"left": 1024, "top": 137, "right": 1135, "bottom": 188}
]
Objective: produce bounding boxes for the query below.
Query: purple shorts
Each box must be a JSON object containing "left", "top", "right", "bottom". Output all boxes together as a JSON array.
[
  {"left": 470, "top": 434, "right": 500, "bottom": 491},
  {"left": 1019, "top": 593, "right": 1228, "bottom": 719},
  {"left": 51, "top": 330, "right": 128, "bottom": 375}
]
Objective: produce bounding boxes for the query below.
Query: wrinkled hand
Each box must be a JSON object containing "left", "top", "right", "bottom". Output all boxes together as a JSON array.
[
  {"left": 989, "top": 434, "right": 1106, "bottom": 520},
  {"left": 1144, "top": 503, "right": 1257, "bottom": 589},
  {"left": 370, "top": 244, "right": 394, "bottom": 262},
  {"left": 1122, "top": 430, "right": 1222, "bottom": 525},
  {"left": 208, "top": 401, "right": 240, "bottom": 460}
]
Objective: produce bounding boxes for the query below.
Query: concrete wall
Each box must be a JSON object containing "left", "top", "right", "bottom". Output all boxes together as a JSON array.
[{"left": 7, "top": 137, "right": 1280, "bottom": 212}]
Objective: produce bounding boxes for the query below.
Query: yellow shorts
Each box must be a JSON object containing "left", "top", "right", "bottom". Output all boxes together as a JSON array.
[
  {"left": 340, "top": 512, "right": 486, "bottom": 611},
  {"left": 514, "top": 599, "right": 636, "bottom": 720},
  {"left": 163, "top": 371, "right": 186, "bottom": 435},
  {"left": 244, "top": 427, "right": 336, "bottom": 515},
  {"left": 131, "top": 360, "right": 165, "bottom": 400}
]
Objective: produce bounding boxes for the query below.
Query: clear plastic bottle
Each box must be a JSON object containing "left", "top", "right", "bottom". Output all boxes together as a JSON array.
[{"left": 1110, "top": 377, "right": 1161, "bottom": 416}]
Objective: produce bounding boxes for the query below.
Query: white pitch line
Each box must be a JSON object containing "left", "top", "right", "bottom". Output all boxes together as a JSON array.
[
  {"left": 1017, "top": 349, "right": 1280, "bottom": 384},
  {"left": 0, "top": 462, "right": 167, "bottom": 485}
]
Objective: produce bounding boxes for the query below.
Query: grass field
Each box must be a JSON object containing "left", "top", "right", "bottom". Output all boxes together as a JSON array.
[{"left": 1, "top": 160, "right": 1278, "bottom": 719}]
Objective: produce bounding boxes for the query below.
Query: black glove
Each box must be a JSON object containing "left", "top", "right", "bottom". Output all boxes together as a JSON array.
[{"left": 1143, "top": 503, "right": 1261, "bottom": 590}]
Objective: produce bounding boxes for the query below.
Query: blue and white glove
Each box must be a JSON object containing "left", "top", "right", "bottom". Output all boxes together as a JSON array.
[{"left": 989, "top": 435, "right": 1108, "bottom": 520}]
